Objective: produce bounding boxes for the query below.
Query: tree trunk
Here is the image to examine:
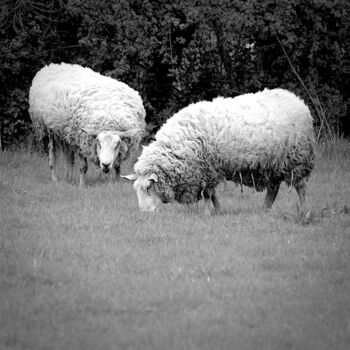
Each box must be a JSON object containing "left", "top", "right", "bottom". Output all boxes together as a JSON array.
[{"left": 211, "top": 19, "right": 238, "bottom": 93}]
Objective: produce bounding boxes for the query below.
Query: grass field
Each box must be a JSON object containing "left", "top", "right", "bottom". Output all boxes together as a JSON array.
[{"left": 1, "top": 138, "right": 350, "bottom": 350}]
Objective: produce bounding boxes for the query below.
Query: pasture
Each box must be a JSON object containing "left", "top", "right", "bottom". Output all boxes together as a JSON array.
[{"left": 1, "top": 139, "right": 350, "bottom": 350}]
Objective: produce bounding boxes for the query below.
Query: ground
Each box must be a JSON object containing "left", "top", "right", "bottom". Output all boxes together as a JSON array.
[{"left": 0, "top": 138, "right": 349, "bottom": 350}]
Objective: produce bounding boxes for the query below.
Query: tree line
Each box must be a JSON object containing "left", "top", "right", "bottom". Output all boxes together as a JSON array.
[{"left": 1, "top": 0, "right": 349, "bottom": 148}]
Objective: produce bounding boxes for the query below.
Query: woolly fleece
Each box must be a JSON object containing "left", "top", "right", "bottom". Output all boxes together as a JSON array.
[
  {"left": 29, "top": 63, "right": 146, "bottom": 163},
  {"left": 133, "top": 88, "right": 315, "bottom": 204}
]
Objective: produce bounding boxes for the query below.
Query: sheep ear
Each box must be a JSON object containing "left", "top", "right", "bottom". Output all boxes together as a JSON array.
[
  {"left": 119, "top": 129, "right": 138, "bottom": 140},
  {"left": 80, "top": 127, "right": 98, "bottom": 137},
  {"left": 148, "top": 173, "right": 158, "bottom": 183},
  {"left": 145, "top": 122, "right": 158, "bottom": 134},
  {"left": 121, "top": 174, "right": 138, "bottom": 182},
  {"left": 141, "top": 123, "right": 158, "bottom": 145}
]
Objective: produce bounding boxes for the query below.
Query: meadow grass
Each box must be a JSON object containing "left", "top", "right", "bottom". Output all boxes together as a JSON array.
[{"left": 1, "top": 139, "right": 350, "bottom": 350}]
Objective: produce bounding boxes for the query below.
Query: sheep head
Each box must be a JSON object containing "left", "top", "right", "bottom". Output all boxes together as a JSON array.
[
  {"left": 81, "top": 127, "right": 137, "bottom": 173},
  {"left": 122, "top": 173, "right": 163, "bottom": 212}
]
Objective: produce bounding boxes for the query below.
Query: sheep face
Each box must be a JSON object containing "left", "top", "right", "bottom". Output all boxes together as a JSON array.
[
  {"left": 122, "top": 173, "right": 163, "bottom": 212},
  {"left": 96, "top": 131, "right": 122, "bottom": 173}
]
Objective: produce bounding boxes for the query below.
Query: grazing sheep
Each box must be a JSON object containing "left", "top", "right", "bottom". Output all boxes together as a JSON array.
[
  {"left": 123, "top": 88, "right": 315, "bottom": 212},
  {"left": 29, "top": 62, "right": 147, "bottom": 187}
]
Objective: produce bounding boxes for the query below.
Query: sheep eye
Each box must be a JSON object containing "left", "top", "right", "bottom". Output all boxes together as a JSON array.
[{"left": 146, "top": 182, "right": 152, "bottom": 194}]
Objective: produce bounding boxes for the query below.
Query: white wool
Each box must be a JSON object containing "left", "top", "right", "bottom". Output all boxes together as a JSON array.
[{"left": 154, "top": 88, "right": 313, "bottom": 172}]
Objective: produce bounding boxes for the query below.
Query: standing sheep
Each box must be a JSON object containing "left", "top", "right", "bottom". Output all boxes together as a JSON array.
[
  {"left": 123, "top": 88, "right": 315, "bottom": 213},
  {"left": 29, "top": 62, "right": 147, "bottom": 187}
]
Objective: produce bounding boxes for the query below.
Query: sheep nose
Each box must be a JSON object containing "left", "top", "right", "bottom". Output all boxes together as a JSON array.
[{"left": 101, "top": 163, "right": 111, "bottom": 173}]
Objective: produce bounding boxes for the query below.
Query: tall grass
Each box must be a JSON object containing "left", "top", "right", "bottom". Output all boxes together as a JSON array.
[
  {"left": 1, "top": 138, "right": 350, "bottom": 350},
  {"left": 316, "top": 136, "right": 350, "bottom": 162}
]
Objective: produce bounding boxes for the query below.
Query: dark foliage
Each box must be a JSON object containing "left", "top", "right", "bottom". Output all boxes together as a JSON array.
[{"left": 1, "top": 0, "right": 349, "bottom": 148}]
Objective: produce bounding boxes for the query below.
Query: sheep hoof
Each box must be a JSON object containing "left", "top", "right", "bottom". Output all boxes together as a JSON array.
[{"left": 79, "top": 181, "right": 86, "bottom": 189}]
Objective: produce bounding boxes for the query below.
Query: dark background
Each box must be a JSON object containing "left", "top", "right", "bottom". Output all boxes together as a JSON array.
[{"left": 1, "top": 0, "right": 349, "bottom": 148}]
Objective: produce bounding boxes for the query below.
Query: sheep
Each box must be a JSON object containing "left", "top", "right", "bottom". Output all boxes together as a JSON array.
[
  {"left": 29, "top": 62, "right": 147, "bottom": 187},
  {"left": 122, "top": 88, "right": 315, "bottom": 213}
]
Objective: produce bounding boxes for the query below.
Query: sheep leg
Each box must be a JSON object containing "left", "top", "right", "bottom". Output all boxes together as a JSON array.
[
  {"left": 294, "top": 179, "right": 306, "bottom": 210},
  {"left": 78, "top": 153, "right": 88, "bottom": 188},
  {"left": 203, "top": 188, "right": 221, "bottom": 214},
  {"left": 113, "top": 154, "right": 123, "bottom": 182},
  {"left": 211, "top": 188, "right": 221, "bottom": 212},
  {"left": 264, "top": 182, "right": 280, "bottom": 210},
  {"left": 48, "top": 135, "right": 57, "bottom": 182},
  {"left": 203, "top": 190, "right": 212, "bottom": 215},
  {"left": 66, "top": 149, "right": 75, "bottom": 181},
  {"left": 113, "top": 163, "right": 121, "bottom": 182}
]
